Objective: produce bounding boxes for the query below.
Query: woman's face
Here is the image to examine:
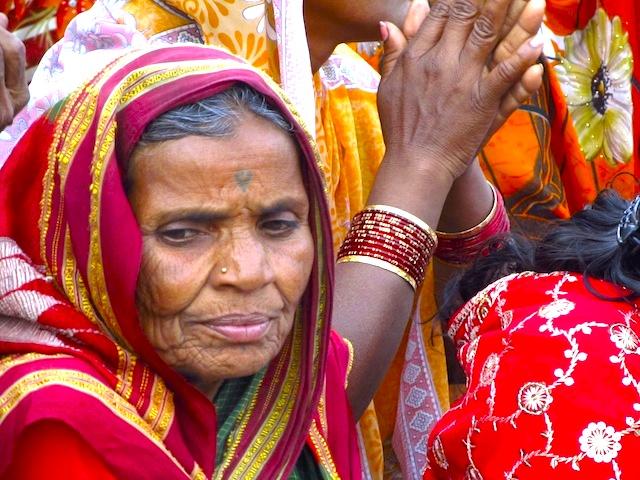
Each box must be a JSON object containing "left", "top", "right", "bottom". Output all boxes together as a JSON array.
[{"left": 128, "top": 113, "right": 314, "bottom": 397}]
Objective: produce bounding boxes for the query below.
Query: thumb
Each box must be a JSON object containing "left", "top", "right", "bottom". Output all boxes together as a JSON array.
[
  {"left": 380, "top": 21, "right": 408, "bottom": 78},
  {"left": 0, "top": 14, "right": 8, "bottom": 30}
]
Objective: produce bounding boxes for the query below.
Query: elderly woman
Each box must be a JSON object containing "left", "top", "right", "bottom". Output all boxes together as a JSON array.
[
  {"left": 0, "top": 0, "right": 543, "bottom": 477},
  {"left": 0, "top": 1, "right": 548, "bottom": 475}
]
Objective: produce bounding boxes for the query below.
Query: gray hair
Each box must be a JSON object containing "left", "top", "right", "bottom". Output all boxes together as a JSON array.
[{"left": 137, "top": 83, "right": 294, "bottom": 146}]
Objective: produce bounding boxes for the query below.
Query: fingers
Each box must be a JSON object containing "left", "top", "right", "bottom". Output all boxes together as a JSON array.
[
  {"left": 500, "top": 0, "right": 527, "bottom": 39},
  {"left": 0, "top": 49, "right": 15, "bottom": 129},
  {"left": 409, "top": 0, "right": 452, "bottom": 57},
  {"left": 462, "top": 0, "right": 512, "bottom": 62},
  {"left": 0, "top": 20, "right": 28, "bottom": 129},
  {"left": 438, "top": 0, "right": 481, "bottom": 50},
  {"left": 0, "top": 14, "right": 7, "bottom": 30},
  {"left": 491, "top": 63, "right": 544, "bottom": 133},
  {"left": 381, "top": 21, "right": 409, "bottom": 77},
  {"left": 403, "top": 0, "right": 431, "bottom": 40},
  {"left": 480, "top": 35, "right": 544, "bottom": 110},
  {"left": 493, "top": 0, "right": 546, "bottom": 67}
]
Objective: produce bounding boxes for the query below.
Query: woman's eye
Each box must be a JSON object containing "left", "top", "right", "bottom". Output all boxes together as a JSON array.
[
  {"left": 261, "top": 219, "right": 299, "bottom": 236},
  {"left": 158, "top": 228, "right": 200, "bottom": 244}
]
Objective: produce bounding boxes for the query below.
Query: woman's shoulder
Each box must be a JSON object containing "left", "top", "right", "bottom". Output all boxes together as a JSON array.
[
  {"left": 0, "top": 352, "right": 116, "bottom": 427},
  {"left": 448, "top": 271, "right": 637, "bottom": 342},
  {"left": 0, "top": 352, "right": 191, "bottom": 478}
]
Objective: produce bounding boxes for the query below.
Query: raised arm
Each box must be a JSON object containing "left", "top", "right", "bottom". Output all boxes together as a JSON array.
[{"left": 335, "top": 0, "right": 545, "bottom": 417}]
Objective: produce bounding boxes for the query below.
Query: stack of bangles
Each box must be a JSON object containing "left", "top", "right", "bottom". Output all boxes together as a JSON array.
[
  {"left": 336, "top": 183, "right": 509, "bottom": 290},
  {"left": 337, "top": 205, "right": 438, "bottom": 290},
  {"left": 435, "top": 182, "right": 510, "bottom": 265}
]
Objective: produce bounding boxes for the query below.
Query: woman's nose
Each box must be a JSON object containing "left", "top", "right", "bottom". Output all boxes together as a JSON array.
[{"left": 212, "top": 231, "right": 275, "bottom": 291}]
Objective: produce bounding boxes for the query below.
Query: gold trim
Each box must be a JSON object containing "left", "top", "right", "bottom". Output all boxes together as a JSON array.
[
  {"left": 0, "top": 353, "right": 72, "bottom": 376},
  {"left": 337, "top": 254, "right": 417, "bottom": 290},
  {"left": 0, "top": 368, "right": 187, "bottom": 476},
  {"left": 436, "top": 182, "right": 498, "bottom": 238},
  {"left": 342, "top": 337, "right": 355, "bottom": 390},
  {"left": 308, "top": 419, "right": 340, "bottom": 479}
]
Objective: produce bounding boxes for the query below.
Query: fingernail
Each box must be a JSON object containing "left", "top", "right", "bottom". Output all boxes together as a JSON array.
[
  {"left": 379, "top": 21, "right": 389, "bottom": 42},
  {"left": 529, "top": 30, "right": 545, "bottom": 49}
]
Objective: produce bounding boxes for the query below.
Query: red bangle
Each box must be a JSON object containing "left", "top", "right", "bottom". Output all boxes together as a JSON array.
[
  {"left": 435, "top": 183, "right": 510, "bottom": 265},
  {"left": 337, "top": 205, "right": 437, "bottom": 290}
]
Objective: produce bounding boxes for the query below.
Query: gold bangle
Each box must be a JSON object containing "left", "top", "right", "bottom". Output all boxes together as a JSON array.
[
  {"left": 337, "top": 254, "right": 417, "bottom": 290},
  {"left": 436, "top": 182, "right": 498, "bottom": 239},
  {"left": 364, "top": 204, "right": 438, "bottom": 246}
]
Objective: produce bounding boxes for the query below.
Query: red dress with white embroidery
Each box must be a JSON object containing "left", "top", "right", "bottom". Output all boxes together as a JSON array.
[{"left": 424, "top": 271, "right": 640, "bottom": 479}]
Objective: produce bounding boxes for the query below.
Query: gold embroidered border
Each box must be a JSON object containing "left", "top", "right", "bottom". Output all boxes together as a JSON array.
[
  {"left": 343, "top": 337, "right": 354, "bottom": 390},
  {"left": 309, "top": 419, "right": 340, "bottom": 479},
  {"left": 0, "top": 353, "right": 72, "bottom": 376},
  {"left": 145, "top": 373, "right": 175, "bottom": 439},
  {"left": 0, "top": 368, "right": 187, "bottom": 476}
]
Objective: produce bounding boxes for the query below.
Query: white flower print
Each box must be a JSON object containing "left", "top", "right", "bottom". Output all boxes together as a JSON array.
[
  {"left": 479, "top": 353, "right": 500, "bottom": 386},
  {"left": 465, "top": 465, "right": 483, "bottom": 480},
  {"left": 554, "top": 9, "right": 634, "bottom": 164},
  {"left": 609, "top": 324, "right": 640, "bottom": 353},
  {"left": 518, "top": 382, "right": 553, "bottom": 415},
  {"left": 432, "top": 436, "right": 449, "bottom": 469},
  {"left": 538, "top": 299, "right": 575, "bottom": 320},
  {"left": 242, "top": 0, "right": 276, "bottom": 39},
  {"left": 579, "top": 421, "right": 622, "bottom": 463}
]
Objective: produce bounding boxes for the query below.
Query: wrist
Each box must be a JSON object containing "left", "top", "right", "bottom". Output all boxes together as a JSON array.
[
  {"left": 368, "top": 150, "right": 455, "bottom": 229},
  {"left": 438, "top": 161, "right": 494, "bottom": 232}
]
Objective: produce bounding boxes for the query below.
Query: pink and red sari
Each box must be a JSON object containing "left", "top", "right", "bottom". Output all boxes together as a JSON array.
[{"left": 0, "top": 45, "right": 361, "bottom": 479}]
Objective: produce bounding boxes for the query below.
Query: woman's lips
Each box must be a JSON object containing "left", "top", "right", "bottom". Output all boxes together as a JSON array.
[{"left": 203, "top": 313, "right": 272, "bottom": 342}]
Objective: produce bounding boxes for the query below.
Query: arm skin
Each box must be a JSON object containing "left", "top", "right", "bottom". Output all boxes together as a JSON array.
[{"left": 333, "top": 0, "right": 545, "bottom": 418}]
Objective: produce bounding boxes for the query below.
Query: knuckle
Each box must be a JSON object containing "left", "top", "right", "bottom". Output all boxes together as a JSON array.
[
  {"left": 451, "top": 0, "right": 479, "bottom": 21},
  {"left": 496, "top": 60, "right": 518, "bottom": 83},
  {"left": 0, "top": 110, "right": 13, "bottom": 129},
  {"left": 6, "top": 37, "right": 25, "bottom": 63},
  {"left": 423, "top": 56, "right": 443, "bottom": 77},
  {"left": 429, "top": 1, "right": 450, "bottom": 19},
  {"left": 403, "top": 48, "right": 422, "bottom": 63},
  {"left": 14, "top": 90, "right": 29, "bottom": 111},
  {"left": 470, "top": 90, "right": 489, "bottom": 114},
  {"left": 471, "top": 14, "right": 498, "bottom": 42}
]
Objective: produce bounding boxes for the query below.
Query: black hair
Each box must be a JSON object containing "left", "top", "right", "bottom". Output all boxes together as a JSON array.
[{"left": 440, "top": 189, "right": 640, "bottom": 322}]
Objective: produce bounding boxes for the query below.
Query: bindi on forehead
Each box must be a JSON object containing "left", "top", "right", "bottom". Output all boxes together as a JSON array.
[{"left": 234, "top": 170, "right": 254, "bottom": 192}]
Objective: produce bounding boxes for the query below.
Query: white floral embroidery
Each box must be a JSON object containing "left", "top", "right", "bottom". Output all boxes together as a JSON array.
[
  {"left": 579, "top": 422, "right": 622, "bottom": 463},
  {"left": 466, "top": 337, "right": 480, "bottom": 366},
  {"left": 538, "top": 299, "right": 575, "bottom": 320},
  {"left": 518, "top": 382, "right": 553, "bottom": 415},
  {"left": 432, "top": 436, "right": 449, "bottom": 469},
  {"left": 479, "top": 353, "right": 500, "bottom": 386},
  {"left": 609, "top": 324, "right": 640, "bottom": 353},
  {"left": 465, "top": 465, "right": 483, "bottom": 480}
]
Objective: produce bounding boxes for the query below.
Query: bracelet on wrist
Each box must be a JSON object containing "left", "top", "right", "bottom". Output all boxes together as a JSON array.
[
  {"left": 435, "top": 182, "right": 510, "bottom": 265},
  {"left": 337, "top": 205, "right": 437, "bottom": 290}
]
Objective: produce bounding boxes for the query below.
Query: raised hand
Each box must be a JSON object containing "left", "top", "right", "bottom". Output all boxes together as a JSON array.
[
  {"left": 0, "top": 13, "right": 28, "bottom": 130},
  {"left": 377, "top": 0, "right": 544, "bottom": 181},
  {"left": 381, "top": 0, "right": 545, "bottom": 140}
]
